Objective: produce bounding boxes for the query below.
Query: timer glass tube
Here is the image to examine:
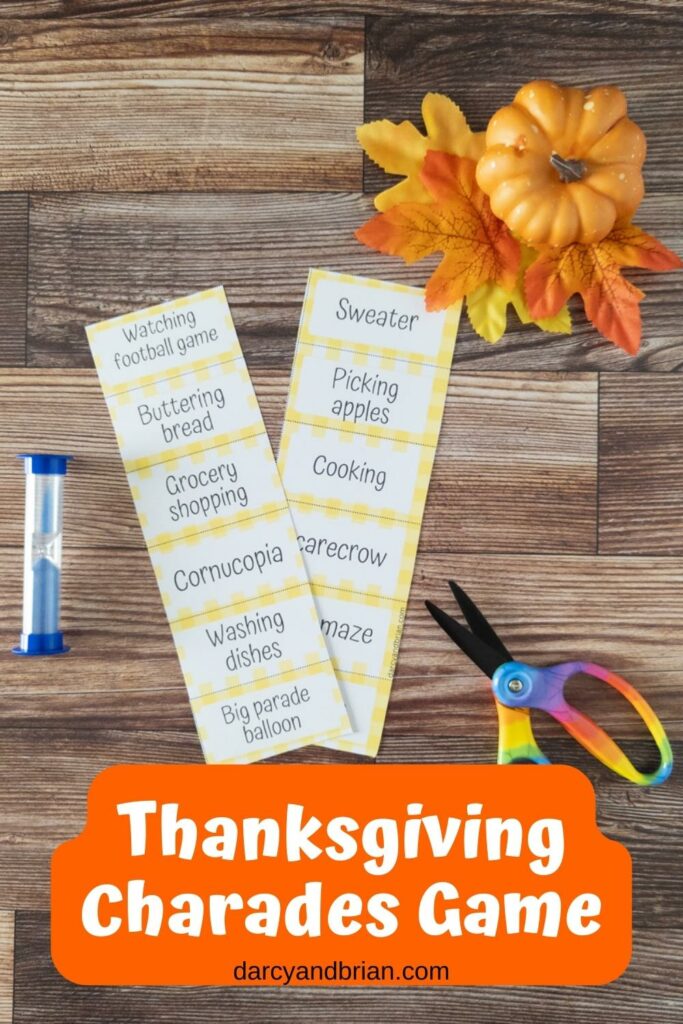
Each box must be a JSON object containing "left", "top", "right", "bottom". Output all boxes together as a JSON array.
[{"left": 13, "top": 453, "right": 72, "bottom": 656}]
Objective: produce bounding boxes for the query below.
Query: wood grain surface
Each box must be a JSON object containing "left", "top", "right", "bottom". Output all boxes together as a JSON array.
[
  {"left": 11, "top": 916, "right": 683, "bottom": 1023},
  {"left": 0, "top": 1, "right": 677, "bottom": 18},
  {"left": 2, "top": 543, "right": 682, "bottom": 708},
  {"left": 0, "top": 369, "right": 598, "bottom": 552},
  {"left": 0, "top": 196, "right": 27, "bottom": 367},
  {"left": 1, "top": 3, "right": 682, "bottom": 1023},
  {"left": 26, "top": 192, "right": 683, "bottom": 370},
  {"left": 0, "top": 914, "right": 13, "bottom": 1024},
  {"left": 1, "top": 734, "right": 681, "bottom": 921},
  {"left": 364, "top": 9, "right": 683, "bottom": 195},
  {"left": 600, "top": 374, "right": 683, "bottom": 554},
  {"left": 0, "top": 17, "right": 363, "bottom": 191},
  {"left": 5, "top": 733, "right": 683, "bottom": 1019}
]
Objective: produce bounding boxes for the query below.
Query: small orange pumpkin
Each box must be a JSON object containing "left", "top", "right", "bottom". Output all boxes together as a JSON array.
[{"left": 476, "top": 80, "right": 646, "bottom": 248}]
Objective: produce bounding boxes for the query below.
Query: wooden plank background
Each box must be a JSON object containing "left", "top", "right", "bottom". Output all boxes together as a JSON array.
[
  {"left": 0, "top": 18, "right": 364, "bottom": 191},
  {"left": 0, "top": 2, "right": 682, "bottom": 1021}
]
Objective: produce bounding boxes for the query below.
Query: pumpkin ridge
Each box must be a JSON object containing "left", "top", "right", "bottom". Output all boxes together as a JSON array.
[
  {"left": 477, "top": 79, "right": 646, "bottom": 247},
  {"left": 510, "top": 102, "right": 550, "bottom": 146}
]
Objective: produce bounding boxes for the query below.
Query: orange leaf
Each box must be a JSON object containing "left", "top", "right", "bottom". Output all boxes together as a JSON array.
[
  {"left": 524, "top": 225, "right": 681, "bottom": 355},
  {"left": 355, "top": 152, "right": 520, "bottom": 311}
]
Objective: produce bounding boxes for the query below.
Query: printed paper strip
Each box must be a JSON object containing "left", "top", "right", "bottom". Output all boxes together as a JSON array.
[
  {"left": 86, "top": 286, "right": 350, "bottom": 764},
  {"left": 278, "top": 270, "right": 460, "bottom": 756}
]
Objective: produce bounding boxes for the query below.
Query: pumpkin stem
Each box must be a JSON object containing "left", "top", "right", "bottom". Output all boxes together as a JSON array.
[{"left": 550, "top": 152, "right": 586, "bottom": 183}]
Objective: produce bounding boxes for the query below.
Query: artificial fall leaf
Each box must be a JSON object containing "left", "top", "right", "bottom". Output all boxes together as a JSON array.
[
  {"left": 525, "top": 224, "right": 682, "bottom": 355},
  {"left": 517, "top": 296, "right": 572, "bottom": 336},
  {"left": 356, "top": 151, "right": 520, "bottom": 312},
  {"left": 357, "top": 92, "right": 485, "bottom": 212},
  {"left": 467, "top": 246, "right": 572, "bottom": 342},
  {"left": 467, "top": 282, "right": 572, "bottom": 343}
]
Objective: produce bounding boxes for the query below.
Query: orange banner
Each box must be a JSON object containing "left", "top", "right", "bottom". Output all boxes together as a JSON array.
[{"left": 51, "top": 764, "right": 630, "bottom": 986}]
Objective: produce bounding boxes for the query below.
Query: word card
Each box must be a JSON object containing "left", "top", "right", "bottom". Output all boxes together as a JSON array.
[
  {"left": 86, "top": 287, "right": 349, "bottom": 764},
  {"left": 278, "top": 270, "right": 460, "bottom": 756}
]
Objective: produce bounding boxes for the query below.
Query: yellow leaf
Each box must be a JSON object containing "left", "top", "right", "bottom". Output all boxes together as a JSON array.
[
  {"left": 422, "top": 93, "right": 485, "bottom": 161},
  {"left": 467, "top": 252, "right": 572, "bottom": 344},
  {"left": 526, "top": 303, "right": 572, "bottom": 335},
  {"left": 466, "top": 282, "right": 510, "bottom": 343},
  {"left": 358, "top": 93, "right": 485, "bottom": 212}
]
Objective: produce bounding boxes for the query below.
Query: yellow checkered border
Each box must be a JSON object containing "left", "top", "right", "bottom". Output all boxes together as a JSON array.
[
  {"left": 99, "top": 351, "right": 242, "bottom": 400},
  {"left": 300, "top": 268, "right": 460, "bottom": 370},
  {"left": 293, "top": 502, "right": 420, "bottom": 604},
  {"left": 129, "top": 429, "right": 280, "bottom": 548},
  {"left": 106, "top": 353, "right": 249, "bottom": 410},
  {"left": 183, "top": 647, "right": 331, "bottom": 704},
  {"left": 323, "top": 678, "right": 392, "bottom": 758},
  {"left": 145, "top": 502, "right": 289, "bottom": 553},
  {"left": 190, "top": 653, "right": 333, "bottom": 703},
  {"left": 190, "top": 657, "right": 337, "bottom": 709},
  {"left": 86, "top": 285, "right": 231, "bottom": 338},
  {"left": 279, "top": 418, "right": 436, "bottom": 527},
  {"left": 176, "top": 590, "right": 329, "bottom": 700},
  {"left": 128, "top": 429, "right": 270, "bottom": 473},
  {"left": 86, "top": 286, "right": 352, "bottom": 765},
  {"left": 121, "top": 422, "right": 265, "bottom": 475},
  {"left": 313, "top": 583, "right": 403, "bottom": 682},
  {"left": 284, "top": 342, "right": 451, "bottom": 449},
  {"left": 191, "top": 670, "right": 350, "bottom": 765},
  {"left": 169, "top": 579, "right": 312, "bottom": 633},
  {"left": 152, "top": 511, "right": 309, "bottom": 623}
]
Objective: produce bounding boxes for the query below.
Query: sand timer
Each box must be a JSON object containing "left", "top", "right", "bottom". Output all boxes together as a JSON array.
[{"left": 13, "top": 454, "right": 72, "bottom": 656}]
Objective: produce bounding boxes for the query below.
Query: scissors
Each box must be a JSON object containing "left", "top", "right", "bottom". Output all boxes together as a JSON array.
[{"left": 426, "top": 581, "right": 672, "bottom": 786}]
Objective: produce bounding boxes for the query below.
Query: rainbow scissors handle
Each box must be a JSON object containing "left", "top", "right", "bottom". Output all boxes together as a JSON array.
[{"left": 492, "top": 660, "right": 673, "bottom": 786}]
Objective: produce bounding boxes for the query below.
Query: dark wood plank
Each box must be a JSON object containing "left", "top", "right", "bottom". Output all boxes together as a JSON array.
[
  {"left": 364, "top": 13, "right": 683, "bottom": 370},
  {"left": 0, "top": 195, "right": 27, "bottom": 367},
  {"left": 600, "top": 374, "right": 683, "bottom": 555},
  {"left": 435, "top": 373, "right": 596, "bottom": 553},
  {"left": 3, "top": 5, "right": 683, "bottom": 1020},
  {"left": 0, "top": 913, "right": 13, "bottom": 1024},
  {"left": 365, "top": 11, "right": 683, "bottom": 195},
  {"left": 27, "top": 192, "right": 683, "bottom": 371},
  {"left": 1, "top": 545, "right": 681, "bottom": 731},
  {"left": 0, "top": 371, "right": 140, "bottom": 549},
  {"left": 27, "top": 193, "right": 414, "bottom": 369},
  {"left": 0, "top": 17, "right": 362, "bottom": 191},
  {"left": 391, "top": 552, "right": 683, "bottom": 709},
  {"left": 0, "top": 370, "right": 143, "bottom": 549},
  {"left": 13, "top": 920, "right": 683, "bottom": 1022},
  {"left": 0, "top": 731, "right": 680, "bottom": 925},
  {"left": 13, "top": 912, "right": 683, "bottom": 1022},
  {"left": 0, "top": 369, "right": 598, "bottom": 554},
  {"left": 0, "top": 1, "right": 676, "bottom": 17},
  {"left": 13, "top": 924, "right": 683, "bottom": 1024},
  {"left": 0, "top": 664, "right": 677, "bottom": 738}
]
